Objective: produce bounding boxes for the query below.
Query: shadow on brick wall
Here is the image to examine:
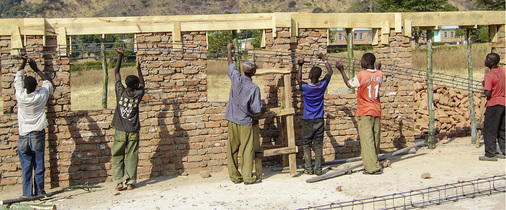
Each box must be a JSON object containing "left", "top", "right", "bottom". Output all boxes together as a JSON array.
[
  {"left": 141, "top": 99, "right": 188, "bottom": 184},
  {"left": 48, "top": 113, "right": 111, "bottom": 187}
]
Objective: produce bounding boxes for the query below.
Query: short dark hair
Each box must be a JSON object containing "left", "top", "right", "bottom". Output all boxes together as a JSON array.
[
  {"left": 24, "top": 76, "right": 37, "bottom": 94},
  {"left": 309, "top": 66, "right": 322, "bottom": 80},
  {"left": 362, "top": 53, "right": 376, "bottom": 66},
  {"left": 125, "top": 75, "right": 140, "bottom": 88},
  {"left": 487, "top": 53, "right": 500, "bottom": 66}
]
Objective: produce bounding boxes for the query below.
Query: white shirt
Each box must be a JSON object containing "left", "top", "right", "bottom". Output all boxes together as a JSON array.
[
  {"left": 347, "top": 69, "right": 377, "bottom": 88},
  {"left": 14, "top": 69, "right": 54, "bottom": 135}
]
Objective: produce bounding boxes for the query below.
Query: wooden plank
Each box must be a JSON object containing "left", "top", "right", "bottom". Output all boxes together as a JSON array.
[
  {"left": 371, "top": 28, "right": 379, "bottom": 46},
  {"left": 395, "top": 13, "right": 402, "bottom": 33},
  {"left": 173, "top": 21, "right": 182, "bottom": 49},
  {"left": 490, "top": 25, "right": 498, "bottom": 43},
  {"left": 253, "top": 123, "right": 263, "bottom": 181},
  {"left": 293, "top": 13, "right": 396, "bottom": 28},
  {"left": 260, "top": 29, "right": 266, "bottom": 48},
  {"left": 283, "top": 74, "right": 297, "bottom": 176},
  {"left": 1, "top": 12, "right": 504, "bottom": 36},
  {"left": 403, "top": 11, "right": 505, "bottom": 27},
  {"left": 57, "top": 27, "right": 67, "bottom": 56},
  {"left": 404, "top": 20, "right": 412, "bottom": 43},
  {"left": 381, "top": 21, "right": 390, "bottom": 45},
  {"left": 290, "top": 18, "right": 298, "bottom": 43},
  {"left": 259, "top": 147, "right": 298, "bottom": 157},
  {"left": 255, "top": 107, "right": 295, "bottom": 119},
  {"left": 254, "top": 68, "right": 291, "bottom": 75},
  {"left": 11, "top": 26, "right": 23, "bottom": 55}
]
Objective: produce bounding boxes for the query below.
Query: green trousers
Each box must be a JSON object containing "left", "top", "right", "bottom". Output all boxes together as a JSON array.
[
  {"left": 357, "top": 116, "right": 382, "bottom": 173},
  {"left": 227, "top": 121, "right": 256, "bottom": 183},
  {"left": 112, "top": 129, "right": 139, "bottom": 185}
]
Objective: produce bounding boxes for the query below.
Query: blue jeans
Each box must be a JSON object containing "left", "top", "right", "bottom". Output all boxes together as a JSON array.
[{"left": 18, "top": 130, "right": 46, "bottom": 197}]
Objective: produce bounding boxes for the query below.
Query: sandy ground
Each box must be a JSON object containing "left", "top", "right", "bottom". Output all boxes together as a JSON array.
[{"left": 1, "top": 136, "right": 505, "bottom": 209}]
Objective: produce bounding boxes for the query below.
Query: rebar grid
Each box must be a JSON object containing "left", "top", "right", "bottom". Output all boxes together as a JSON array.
[
  {"left": 1, "top": 43, "right": 483, "bottom": 92},
  {"left": 300, "top": 174, "right": 505, "bottom": 210}
]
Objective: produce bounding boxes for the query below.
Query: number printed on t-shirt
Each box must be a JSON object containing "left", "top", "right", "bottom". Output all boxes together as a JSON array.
[{"left": 367, "top": 84, "right": 379, "bottom": 100}]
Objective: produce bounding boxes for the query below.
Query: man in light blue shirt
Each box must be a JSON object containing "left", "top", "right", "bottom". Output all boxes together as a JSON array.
[{"left": 225, "top": 43, "right": 262, "bottom": 185}]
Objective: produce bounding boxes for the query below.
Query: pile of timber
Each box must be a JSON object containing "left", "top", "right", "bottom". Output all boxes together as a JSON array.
[{"left": 413, "top": 82, "right": 481, "bottom": 138}]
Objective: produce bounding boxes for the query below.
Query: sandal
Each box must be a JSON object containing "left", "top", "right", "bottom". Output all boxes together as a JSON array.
[
  {"left": 115, "top": 183, "right": 126, "bottom": 191},
  {"left": 127, "top": 184, "right": 136, "bottom": 190}
]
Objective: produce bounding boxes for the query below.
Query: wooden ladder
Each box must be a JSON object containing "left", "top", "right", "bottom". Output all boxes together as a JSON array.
[{"left": 253, "top": 68, "right": 298, "bottom": 180}]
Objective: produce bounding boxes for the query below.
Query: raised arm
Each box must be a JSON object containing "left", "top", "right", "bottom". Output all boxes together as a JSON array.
[
  {"left": 227, "top": 43, "right": 234, "bottom": 66},
  {"left": 115, "top": 47, "right": 124, "bottom": 82},
  {"left": 335, "top": 61, "right": 351, "bottom": 88},
  {"left": 136, "top": 57, "right": 145, "bottom": 87},
  {"left": 297, "top": 59, "right": 304, "bottom": 84},
  {"left": 28, "top": 59, "right": 51, "bottom": 81},
  {"left": 316, "top": 53, "right": 333, "bottom": 78},
  {"left": 19, "top": 55, "right": 27, "bottom": 71}
]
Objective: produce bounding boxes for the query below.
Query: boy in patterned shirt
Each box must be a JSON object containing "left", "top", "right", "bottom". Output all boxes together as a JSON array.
[
  {"left": 111, "top": 48, "right": 145, "bottom": 190},
  {"left": 335, "top": 53, "right": 383, "bottom": 175}
]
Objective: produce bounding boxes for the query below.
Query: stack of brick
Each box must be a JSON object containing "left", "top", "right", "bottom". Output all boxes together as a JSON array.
[{"left": 412, "top": 81, "right": 481, "bottom": 139}]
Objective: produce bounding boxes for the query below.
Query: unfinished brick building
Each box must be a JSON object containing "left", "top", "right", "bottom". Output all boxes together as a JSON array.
[{"left": 0, "top": 12, "right": 504, "bottom": 189}]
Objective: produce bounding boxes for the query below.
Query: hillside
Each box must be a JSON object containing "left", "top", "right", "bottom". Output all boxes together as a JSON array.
[{"left": 19, "top": 0, "right": 473, "bottom": 18}]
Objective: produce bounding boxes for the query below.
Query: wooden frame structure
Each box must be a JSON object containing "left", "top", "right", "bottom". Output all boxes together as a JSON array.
[
  {"left": 254, "top": 68, "right": 297, "bottom": 178},
  {"left": 1, "top": 11, "right": 504, "bottom": 55}
]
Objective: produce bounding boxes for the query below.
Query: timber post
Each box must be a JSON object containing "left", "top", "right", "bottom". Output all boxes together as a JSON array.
[
  {"left": 101, "top": 36, "right": 108, "bottom": 109},
  {"left": 346, "top": 28, "right": 355, "bottom": 94},
  {"left": 467, "top": 29, "right": 477, "bottom": 144},
  {"left": 426, "top": 29, "right": 435, "bottom": 149}
]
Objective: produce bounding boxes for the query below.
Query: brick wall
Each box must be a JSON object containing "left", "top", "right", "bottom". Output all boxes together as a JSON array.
[{"left": 0, "top": 27, "right": 419, "bottom": 189}]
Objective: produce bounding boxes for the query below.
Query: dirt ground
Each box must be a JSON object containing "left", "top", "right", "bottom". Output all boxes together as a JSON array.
[{"left": 0, "top": 136, "right": 505, "bottom": 209}]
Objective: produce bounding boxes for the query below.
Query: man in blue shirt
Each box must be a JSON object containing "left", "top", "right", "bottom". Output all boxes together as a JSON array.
[
  {"left": 225, "top": 43, "right": 262, "bottom": 185},
  {"left": 297, "top": 53, "right": 333, "bottom": 176}
]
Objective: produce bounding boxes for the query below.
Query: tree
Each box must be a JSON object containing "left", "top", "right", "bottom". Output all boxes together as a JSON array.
[
  {"left": 346, "top": 0, "right": 380, "bottom": 13},
  {"left": 375, "top": 0, "right": 458, "bottom": 45},
  {"left": 472, "top": 0, "right": 505, "bottom": 10},
  {"left": 376, "top": 0, "right": 458, "bottom": 12}
]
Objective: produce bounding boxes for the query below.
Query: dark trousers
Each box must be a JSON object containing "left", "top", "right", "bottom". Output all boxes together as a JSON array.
[
  {"left": 484, "top": 105, "right": 505, "bottom": 157},
  {"left": 302, "top": 118, "right": 324, "bottom": 173},
  {"left": 18, "top": 130, "right": 46, "bottom": 197}
]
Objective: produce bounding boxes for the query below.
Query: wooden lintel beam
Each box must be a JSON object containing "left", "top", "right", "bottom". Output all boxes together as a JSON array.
[
  {"left": 403, "top": 11, "right": 505, "bottom": 27},
  {"left": 254, "top": 68, "right": 291, "bottom": 75},
  {"left": 0, "top": 11, "right": 503, "bottom": 37},
  {"left": 258, "top": 147, "right": 298, "bottom": 157},
  {"left": 459, "top": 25, "right": 478, "bottom": 29}
]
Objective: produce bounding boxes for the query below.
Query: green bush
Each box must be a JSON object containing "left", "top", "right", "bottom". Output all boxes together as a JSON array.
[{"left": 288, "top": 1, "right": 296, "bottom": 8}]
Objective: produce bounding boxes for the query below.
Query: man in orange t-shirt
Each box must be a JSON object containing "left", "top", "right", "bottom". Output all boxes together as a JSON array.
[
  {"left": 480, "top": 53, "right": 505, "bottom": 161},
  {"left": 336, "top": 53, "right": 383, "bottom": 174}
]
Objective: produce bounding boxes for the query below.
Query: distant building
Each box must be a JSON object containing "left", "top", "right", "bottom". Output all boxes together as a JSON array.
[
  {"left": 329, "top": 26, "right": 465, "bottom": 47},
  {"left": 330, "top": 28, "right": 373, "bottom": 46},
  {"left": 238, "top": 38, "right": 255, "bottom": 50}
]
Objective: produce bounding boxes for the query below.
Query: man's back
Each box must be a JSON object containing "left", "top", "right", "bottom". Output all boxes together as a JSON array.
[
  {"left": 14, "top": 70, "right": 53, "bottom": 135},
  {"left": 355, "top": 69, "right": 383, "bottom": 117},
  {"left": 484, "top": 66, "right": 505, "bottom": 107}
]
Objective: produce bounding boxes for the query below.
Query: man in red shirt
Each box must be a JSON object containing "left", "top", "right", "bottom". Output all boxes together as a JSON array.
[
  {"left": 480, "top": 53, "right": 505, "bottom": 161},
  {"left": 336, "top": 53, "right": 383, "bottom": 174}
]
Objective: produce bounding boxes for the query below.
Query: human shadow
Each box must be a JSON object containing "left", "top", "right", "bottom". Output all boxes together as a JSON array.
[
  {"left": 137, "top": 99, "right": 188, "bottom": 188},
  {"left": 48, "top": 112, "right": 111, "bottom": 188}
]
